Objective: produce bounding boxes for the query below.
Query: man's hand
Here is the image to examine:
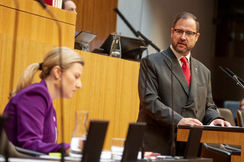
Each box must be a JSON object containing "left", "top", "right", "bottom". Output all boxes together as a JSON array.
[
  {"left": 178, "top": 118, "right": 203, "bottom": 126},
  {"left": 209, "top": 119, "right": 231, "bottom": 127}
]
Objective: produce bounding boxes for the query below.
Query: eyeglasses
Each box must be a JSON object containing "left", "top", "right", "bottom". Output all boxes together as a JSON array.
[{"left": 173, "top": 29, "right": 197, "bottom": 37}]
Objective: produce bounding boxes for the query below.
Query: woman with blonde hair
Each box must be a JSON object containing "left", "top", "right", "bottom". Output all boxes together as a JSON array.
[{"left": 4, "top": 47, "right": 85, "bottom": 154}]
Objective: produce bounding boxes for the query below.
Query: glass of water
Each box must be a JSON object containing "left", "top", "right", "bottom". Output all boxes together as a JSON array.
[
  {"left": 110, "top": 32, "right": 121, "bottom": 58},
  {"left": 111, "top": 138, "right": 125, "bottom": 160},
  {"left": 69, "top": 111, "right": 88, "bottom": 158}
]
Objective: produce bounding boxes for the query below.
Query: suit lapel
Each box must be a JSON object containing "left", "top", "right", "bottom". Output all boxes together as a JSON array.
[{"left": 161, "top": 48, "right": 190, "bottom": 96}]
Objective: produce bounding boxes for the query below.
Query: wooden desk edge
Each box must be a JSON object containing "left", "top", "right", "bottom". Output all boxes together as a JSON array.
[{"left": 177, "top": 128, "right": 242, "bottom": 162}]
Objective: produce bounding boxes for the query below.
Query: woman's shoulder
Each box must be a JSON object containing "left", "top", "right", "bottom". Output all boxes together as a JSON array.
[
  {"left": 27, "top": 81, "right": 48, "bottom": 92},
  {"left": 14, "top": 80, "right": 51, "bottom": 103},
  {"left": 5, "top": 80, "right": 52, "bottom": 114}
]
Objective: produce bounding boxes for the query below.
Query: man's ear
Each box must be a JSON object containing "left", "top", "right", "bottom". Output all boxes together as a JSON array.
[
  {"left": 53, "top": 66, "right": 61, "bottom": 80},
  {"left": 195, "top": 33, "right": 200, "bottom": 42},
  {"left": 171, "top": 28, "right": 174, "bottom": 38}
]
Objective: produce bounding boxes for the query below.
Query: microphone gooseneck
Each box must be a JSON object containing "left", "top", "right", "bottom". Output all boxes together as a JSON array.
[
  {"left": 36, "top": 1, "right": 65, "bottom": 161},
  {"left": 114, "top": 8, "right": 139, "bottom": 37},
  {"left": 114, "top": 8, "right": 176, "bottom": 158},
  {"left": 36, "top": 0, "right": 47, "bottom": 10},
  {"left": 233, "top": 75, "right": 244, "bottom": 89},
  {"left": 136, "top": 31, "right": 160, "bottom": 52},
  {"left": 225, "top": 68, "right": 244, "bottom": 86},
  {"left": 161, "top": 52, "right": 174, "bottom": 157},
  {"left": 114, "top": 7, "right": 147, "bottom": 159},
  {"left": 5, "top": 0, "right": 20, "bottom": 161}
]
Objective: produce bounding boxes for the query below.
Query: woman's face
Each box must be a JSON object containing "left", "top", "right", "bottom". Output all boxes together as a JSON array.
[{"left": 61, "top": 63, "right": 83, "bottom": 98}]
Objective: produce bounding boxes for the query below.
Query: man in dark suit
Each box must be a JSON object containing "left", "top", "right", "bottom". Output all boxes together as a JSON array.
[{"left": 137, "top": 12, "right": 231, "bottom": 155}]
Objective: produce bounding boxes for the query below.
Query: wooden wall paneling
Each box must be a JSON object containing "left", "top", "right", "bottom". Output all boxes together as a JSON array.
[
  {"left": 0, "top": 33, "right": 55, "bottom": 111},
  {"left": 0, "top": 34, "right": 16, "bottom": 110},
  {"left": 54, "top": 51, "right": 140, "bottom": 150},
  {"left": 74, "top": 0, "right": 118, "bottom": 51},
  {"left": 0, "top": 0, "right": 76, "bottom": 48}
]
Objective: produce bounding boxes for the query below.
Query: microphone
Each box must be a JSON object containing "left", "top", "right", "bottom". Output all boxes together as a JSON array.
[
  {"left": 219, "top": 66, "right": 244, "bottom": 89},
  {"left": 4, "top": 0, "right": 20, "bottom": 161},
  {"left": 225, "top": 68, "right": 244, "bottom": 85},
  {"left": 114, "top": 8, "right": 176, "bottom": 158},
  {"left": 36, "top": 1, "right": 65, "bottom": 162}
]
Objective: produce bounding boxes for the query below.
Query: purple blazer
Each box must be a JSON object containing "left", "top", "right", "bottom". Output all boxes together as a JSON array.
[{"left": 3, "top": 80, "right": 70, "bottom": 154}]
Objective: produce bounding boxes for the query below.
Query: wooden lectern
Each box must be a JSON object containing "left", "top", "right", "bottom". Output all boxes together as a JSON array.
[{"left": 177, "top": 125, "right": 244, "bottom": 162}]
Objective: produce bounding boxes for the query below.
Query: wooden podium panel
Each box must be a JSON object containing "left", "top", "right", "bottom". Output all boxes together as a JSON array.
[
  {"left": 177, "top": 126, "right": 244, "bottom": 162},
  {"left": 0, "top": 0, "right": 76, "bottom": 48},
  {"left": 55, "top": 50, "right": 141, "bottom": 149}
]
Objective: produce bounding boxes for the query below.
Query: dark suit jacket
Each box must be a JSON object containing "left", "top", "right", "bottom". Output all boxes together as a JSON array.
[{"left": 137, "top": 47, "right": 222, "bottom": 155}]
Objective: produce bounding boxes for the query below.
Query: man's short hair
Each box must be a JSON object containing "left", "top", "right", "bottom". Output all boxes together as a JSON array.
[{"left": 173, "top": 12, "right": 200, "bottom": 33}]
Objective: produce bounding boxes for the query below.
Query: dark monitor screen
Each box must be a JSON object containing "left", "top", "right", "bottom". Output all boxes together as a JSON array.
[
  {"left": 95, "top": 34, "right": 148, "bottom": 61},
  {"left": 183, "top": 126, "right": 203, "bottom": 159},
  {"left": 0, "top": 115, "right": 7, "bottom": 141},
  {"left": 121, "top": 122, "right": 146, "bottom": 162},
  {"left": 81, "top": 120, "right": 109, "bottom": 162}
]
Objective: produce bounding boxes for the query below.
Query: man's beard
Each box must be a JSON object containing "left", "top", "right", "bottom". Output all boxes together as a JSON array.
[{"left": 175, "top": 45, "right": 189, "bottom": 54}]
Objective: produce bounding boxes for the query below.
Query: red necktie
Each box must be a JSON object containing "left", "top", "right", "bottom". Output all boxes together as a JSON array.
[{"left": 180, "top": 57, "right": 191, "bottom": 86}]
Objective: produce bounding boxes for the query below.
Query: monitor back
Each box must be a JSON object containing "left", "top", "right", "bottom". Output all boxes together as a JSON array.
[
  {"left": 121, "top": 122, "right": 146, "bottom": 162},
  {"left": 81, "top": 120, "right": 109, "bottom": 162}
]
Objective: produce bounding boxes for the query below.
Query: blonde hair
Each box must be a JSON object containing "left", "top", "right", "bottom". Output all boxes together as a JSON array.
[{"left": 9, "top": 47, "right": 85, "bottom": 98}]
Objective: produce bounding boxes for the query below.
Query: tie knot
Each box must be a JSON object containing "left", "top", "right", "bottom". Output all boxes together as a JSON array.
[{"left": 180, "top": 57, "right": 188, "bottom": 64}]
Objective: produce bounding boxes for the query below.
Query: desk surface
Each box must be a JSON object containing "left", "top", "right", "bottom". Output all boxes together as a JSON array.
[
  {"left": 0, "top": 157, "right": 212, "bottom": 162},
  {"left": 178, "top": 125, "right": 244, "bottom": 132}
]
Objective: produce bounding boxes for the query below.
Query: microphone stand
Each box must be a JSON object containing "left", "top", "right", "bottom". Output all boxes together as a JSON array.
[
  {"left": 225, "top": 68, "right": 244, "bottom": 88},
  {"left": 114, "top": 8, "right": 177, "bottom": 159},
  {"left": 5, "top": 0, "right": 20, "bottom": 161},
  {"left": 136, "top": 32, "right": 176, "bottom": 158},
  {"left": 114, "top": 8, "right": 139, "bottom": 37},
  {"left": 136, "top": 31, "right": 160, "bottom": 52},
  {"left": 219, "top": 66, "right": 244, "bottom": 90},
  {"left": 36, "top": 1, "right": 65, "bottom": 162}
]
